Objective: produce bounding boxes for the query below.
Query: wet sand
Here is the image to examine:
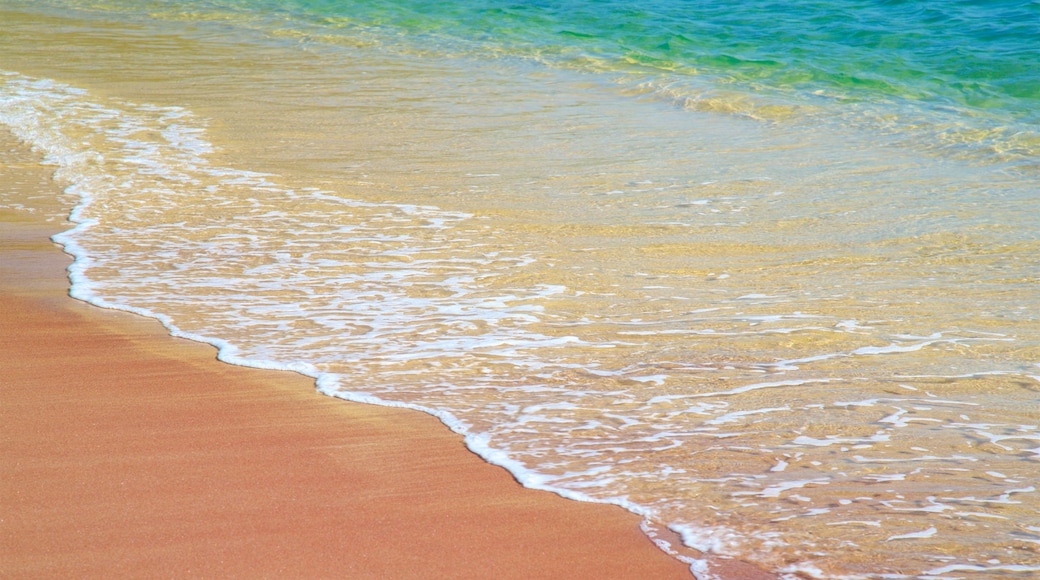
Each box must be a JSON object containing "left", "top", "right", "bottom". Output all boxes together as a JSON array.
[{"left": 1, "top": 137, "right": 774, "bottom": 579}]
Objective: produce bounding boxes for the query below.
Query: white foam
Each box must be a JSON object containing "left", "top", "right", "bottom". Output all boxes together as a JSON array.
[
  {"left": 688, "top": 378, "right": 841, "bottom": 399},
  {"left": 793, "top": 433, "right": 889, "bottom": 447},
  {"left": 886, "top": 527, "right": 937, "bottom": 541},
  {"left": 670, "top": 523, "right": 748, "bottom": 556},
  {"left": 924, "top": 563, "right": 1040, "bottom": 575},
  {"left": 770, "top": 459, "right": 789, "bottom": 472},
  {"left": 733, "top": 478, "right": 830, "bottom": 499},
  {"left": 863, "top": 473, "right": 908, "bottom": 483},
  {"left": 771, "top": 508, "right": 831, "bottom": 522},
  {"left": 630, "top": 374, "right": 669, "bottom": 385},
  {"left": 882, "top": 497, "right": 954, "bottom": 514}
]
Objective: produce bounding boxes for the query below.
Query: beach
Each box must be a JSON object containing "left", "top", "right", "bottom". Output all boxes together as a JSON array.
[
  {"left": 1, "top": 134, "right": 779, "bottom": 579},
  {"left": 3, "top": 1, "right": 1038, "bottom": 577}
]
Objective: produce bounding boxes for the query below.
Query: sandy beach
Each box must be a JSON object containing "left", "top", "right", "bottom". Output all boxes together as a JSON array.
[
  {"left": 5, "top": 0, "right": 1039, "bottom": 575},
  {"left": 1, "top": 135, "right": 775, "bottom": 579}
]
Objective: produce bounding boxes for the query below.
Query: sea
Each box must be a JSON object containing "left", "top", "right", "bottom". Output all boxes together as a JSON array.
[{"left": 2, "top": 0, "right": 1038, "bottom": 577}]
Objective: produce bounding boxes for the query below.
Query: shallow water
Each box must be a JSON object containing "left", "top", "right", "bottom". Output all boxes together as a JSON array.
[{"left": 2, "top": 2, "right": 1039, "bottom": 578}]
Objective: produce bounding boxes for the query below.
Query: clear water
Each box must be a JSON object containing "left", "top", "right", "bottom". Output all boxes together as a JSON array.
[{"left": 2, "top": 1, "right": 1038, "bottom": 577}]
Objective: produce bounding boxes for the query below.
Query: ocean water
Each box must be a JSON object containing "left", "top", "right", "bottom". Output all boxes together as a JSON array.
[{"left": 2, "top": 0, "right": 1038, "bottom": 577}]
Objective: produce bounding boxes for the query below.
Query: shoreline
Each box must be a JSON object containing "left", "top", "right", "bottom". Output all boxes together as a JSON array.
[{"left": 1, "top": 136, "right": 775, "bottom": 579}]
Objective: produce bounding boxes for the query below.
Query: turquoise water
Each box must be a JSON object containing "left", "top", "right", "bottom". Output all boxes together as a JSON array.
[
  {"left": 3, "top": 0, "right": 1040, "bottom": 578},
  {"left": 50, "top": 0, "right": 1040, "bottom": 170},
  {"left": 277, "top": 0, "right": 1040, "bottom": 116},
  {"left": 217, "top": 0, "right": 1040, "bottom": 106}
]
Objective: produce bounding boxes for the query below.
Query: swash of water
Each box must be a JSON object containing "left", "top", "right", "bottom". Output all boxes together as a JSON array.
[{"left": 2, "top": 1, "right": 1038, "bottom": 577}]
